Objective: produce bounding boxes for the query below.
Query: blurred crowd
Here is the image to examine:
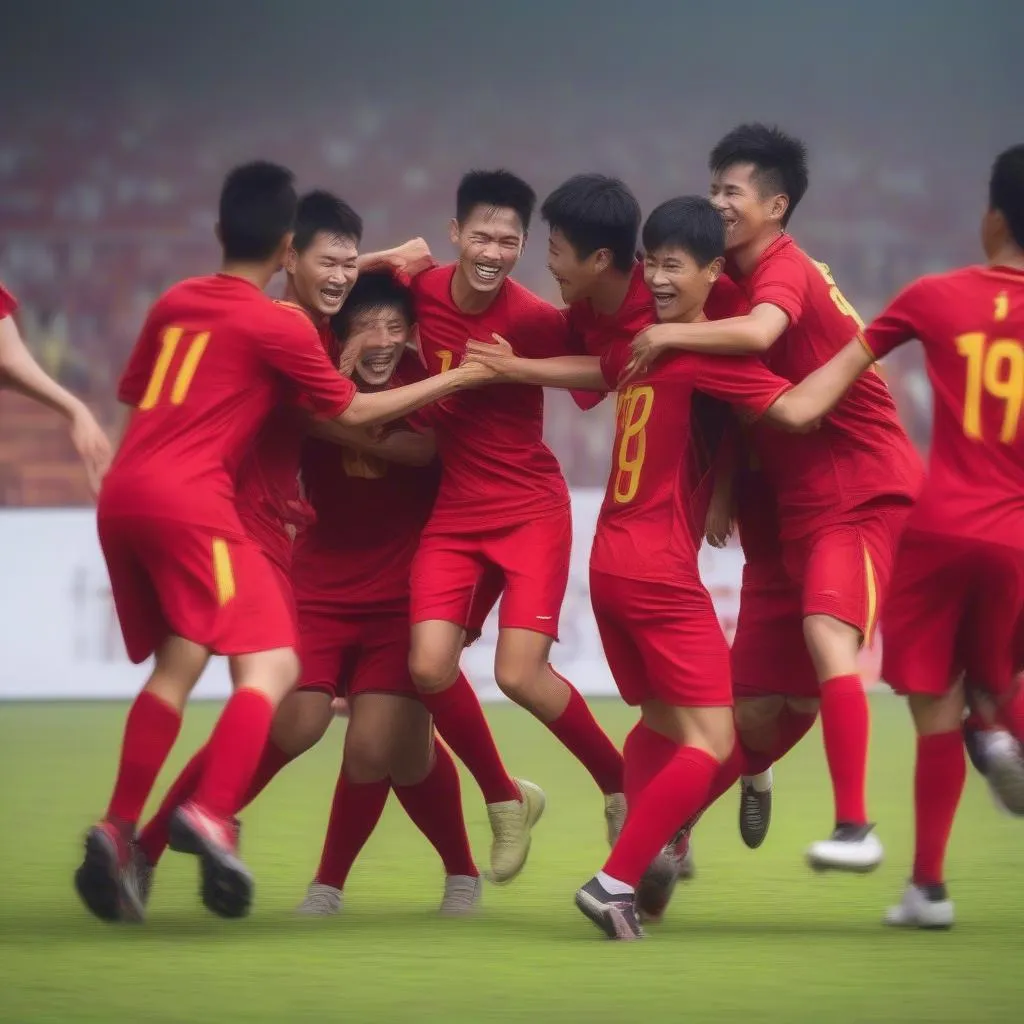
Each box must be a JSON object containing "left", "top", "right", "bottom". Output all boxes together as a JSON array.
[{"left": 1, "top": 96, "right": 963, "bottom": 505}]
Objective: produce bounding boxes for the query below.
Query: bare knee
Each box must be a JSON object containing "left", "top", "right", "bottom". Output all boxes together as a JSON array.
[
  {"left": 146, "top": 636, "right": 211, "bottom": 711},
  {"left": 735, "top": 696, "right": 784, "bottom": 736},
  {"left": 343, "top": 723, "right": 392, "bottom": 784},
  {"left": 409, "top": 623, "right": 463, "bottom": 693},
  {"left": 230, "top": 647, "right": 301, "bottom": 705},
  {"left": 803, "top": 614, "right": 861, "bottom": 681},
  {"left": 269, "top": 691, "right": 333, "bottom": 759},
  {"left": 787, "top": 697, "right": 820, "bottom": 717},
  {"left": 909, "top": 685, "right": 965, "bottom": 736},
  {"left": 493, "top": 629, "right": 557, "bottom": 713}
]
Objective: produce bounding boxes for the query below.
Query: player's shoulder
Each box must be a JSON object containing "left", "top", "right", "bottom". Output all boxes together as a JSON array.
[
  {"left": 412, "top": 264, "right": 452, "bottom": 298},
  {"left": 503, "top": 278, "right": 562, "bottom": 323}
]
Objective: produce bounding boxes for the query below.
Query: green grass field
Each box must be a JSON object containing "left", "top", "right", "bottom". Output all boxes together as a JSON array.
[{"left": 0, "top": 695, "right": 1020, "bottom": 1023}]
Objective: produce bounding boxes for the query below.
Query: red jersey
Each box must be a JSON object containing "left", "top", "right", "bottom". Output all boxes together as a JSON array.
[
  {"left": 108, "top": 274, "right": 355, "bottom": 534},
  {"left": 234, "top": 307, "right": 337, "bottom": 571},
  {"left": 733, "top": 235, "right": 922, "bottom": 539},
  {"left": 411, "top": 265, "right": 572, "bottom": 531},
  {"left": 591, "top": 340, "right": 790, "bottom": 583},
  {"left": 865, "top": 264, "right": 1024, "bottom": 550},
  {"left": 0, "top": 283, "right": 17, "bottom": 318},
  {"left": 292, "top": 354, "right": 440, "bottom": 616}
]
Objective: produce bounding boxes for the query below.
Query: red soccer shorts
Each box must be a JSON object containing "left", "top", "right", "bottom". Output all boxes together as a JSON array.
[
  {"left": 881, "top": 530, "right": 1024, "bottom": 699},
  {"left": 297, "top": 607, "right": 418, "bottom": 699},
  {"left": 589, "top": 568, "right": 732, "bottom": 707},
  {"left": 731, "top": 559, "right": 819, "bottom": 701},
  {"left": 99, "top": 513, "right": 298, "bottom": 664},
  {"left": 410, "top": 506, "right": 571, "bottom": 640},
  {"left": 781, "top": 502, "right": 911, "bottom": 644}
]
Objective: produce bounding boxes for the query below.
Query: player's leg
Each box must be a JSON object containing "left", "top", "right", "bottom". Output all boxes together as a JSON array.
[
  {"left": 799, "top": 508, "right": 908, "bottom": 871},
  {"left": 409, "top": 534, "right": 538, "bottom": 883},
  {"left": 297, "top": 692, "right": 394, "bottom": 916},
  {"left": 489, "top": 509, "right": 625, "bottom": 840},
  {"left": 576, "top": 576, "right": 730, "bottom": 940}
]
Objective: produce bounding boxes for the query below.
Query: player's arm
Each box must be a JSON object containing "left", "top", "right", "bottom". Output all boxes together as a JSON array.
[
  {"left": 464, "top": 334, "right": 606, "bottom": 390},
  {"left": 356, "top": 238, "right": 433, "bottom": 278},
  {"left": 0, "top": 309, "right": 112, "bottom": 495},
  {"left": 704, "top": 427, "right": 738, "bottom": 548},
  {"left": 630, "top": 304, "right": 790, "bottom": 370},
  {"left": 307, "top": 419, "right": 437, "bottom": 466}
]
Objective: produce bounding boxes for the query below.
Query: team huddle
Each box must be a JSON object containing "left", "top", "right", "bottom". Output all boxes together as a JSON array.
[{"left": 12, "top": 121, "right": 1018, "bottom": 941}]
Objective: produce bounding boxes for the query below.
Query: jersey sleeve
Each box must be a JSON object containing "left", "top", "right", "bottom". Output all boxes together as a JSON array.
[
  {"left": 748, "top": 248, "right": 805, "bottom": 325},
  {"left": 599, "top": 341, "right": 632, "bottom": 389},
  {"left": 515, "top": 303, "right": 577, "bottom": 359},
  {"left": 117, "top": 303, "right": 165, "bottom": 406},
  {"left": 691, "top": 353, "right": 791, "bottom": 417},
  {"left": 704, "top": 275, "right": 749, "bottom": 320},
  {"left": 259, "top": 314, "right": 357, "bottom": 418},
  {"left": 0, "top": 283, "right": 18, "bottom": 319},
  {"left": 863, "top": 279, "right": 929, "bottom": 360}
]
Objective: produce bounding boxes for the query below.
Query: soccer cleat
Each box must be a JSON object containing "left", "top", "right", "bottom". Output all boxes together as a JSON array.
[
  {"left": 439, "top": 874, "right": 483, "bottom": 917},
  {"left": 979, "top": 730, "right": 1024, "bottom": 817},
  {"left": 738, "top": 769, "right": 773, "bottom": 849},
  {"left": 806, "top": 822, "right": 883, "bottom": 873},
  {"left": 636, "top": 829, "right": 691, "bottom": 925},
  {"left": 296, "top": 882, "right": 343, "bottom": 917},
  {"left": 604, "top": 792, "right": 627, "bottom": 846},
  {"left": 574, "top": 876, "right": 644, "bottom": 941},
  {"left": 170, "top": 801, "right": 254, "bottom": 919},
  {"left": 484, "top": 778, "right": 545, "bottom": 884},
  {"left": 129, "top": 842, "right": 154, "bottom": 910},
  {"left": 884, "top": 882, "right": 954, "bottom": 930},
  {"left": 74, "top": 821, "right": 147, "bottom": 924},
  {"left": 962, "top": 719, "right": 991, "bottom": 776}
]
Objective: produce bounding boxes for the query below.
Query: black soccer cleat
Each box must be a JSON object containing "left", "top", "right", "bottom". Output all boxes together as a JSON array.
[
  {"left": 574, "top": 876, "right": 644, "bottom": 941},
  {"left": 738, "top": 774, "right": 772, "bottom": 849}
]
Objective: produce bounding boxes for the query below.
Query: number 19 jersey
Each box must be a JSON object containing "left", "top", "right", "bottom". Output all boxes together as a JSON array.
[{"left": 864, "top": 264, "right": 1024, "bottom": 550}]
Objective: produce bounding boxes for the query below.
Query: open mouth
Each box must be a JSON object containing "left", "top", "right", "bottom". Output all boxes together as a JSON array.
[
  {"left": 652, "top": 290, "right": 676, "bottom": 309},
  {"left": 474, "top": 263, "right": 502, "bottom": 285},
  {"left": 320, "top": 286, "right": 347, "bottom": 306}
]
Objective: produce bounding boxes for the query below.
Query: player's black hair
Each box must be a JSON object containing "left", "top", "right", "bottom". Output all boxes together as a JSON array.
[
  {"left": 331, "top": 270, "right": 415, "bottom": 341},
  {"left": 218, "top": 161, "right": 298, "bottom": 262},
  {"left": 641, "top": 196, "right": 725, "bottom": 267},
  {"left": 293, "top": 190, "right": 364, "bottom": 253},
  {"left": 540, "top": 174, "right": 640, "bottom": 273},
  {"left": 456, "top": 169, "right": 536, "bottom": 233},
  {"left": 710, "top": 123, "right": 809, "bottom": 226},
  {"left": 990, "top": 144, "right": 1024, "bottom": 250}
]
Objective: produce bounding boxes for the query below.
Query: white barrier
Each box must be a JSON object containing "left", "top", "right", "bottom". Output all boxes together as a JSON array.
[{"left": 0, "top": 496, "right": 881, "bottom": 700}]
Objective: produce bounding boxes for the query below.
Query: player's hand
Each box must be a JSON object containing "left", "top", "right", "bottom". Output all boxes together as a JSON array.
[
  {"left": 331, "top": 697, "right": 350, "bottom": 718},
  {"left": 386, "top": 237, "right": 433, "bottom": 278},
  {"left": 69, "top": 405, "right": 113, "bottom": 498},
  {"left": 629, "top": 323, "right": 670, "bottom": 375},
  {"left": 704, "top": 503, "right": 734, "bottom": 549},
  {"left": 464, "top": 333, "right": 520, "bottom": 381}
]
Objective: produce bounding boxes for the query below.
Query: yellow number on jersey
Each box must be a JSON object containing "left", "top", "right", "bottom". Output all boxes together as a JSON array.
[
  {"left": 613, "top": 385, "right": 655, "bottom": 504},
  {"left": 955, "top": 332, "right": 1024, "bottom": 444},
  {"left": 341, "top": 449, "right": 387, "bottom": 479},
  {"left": 138, "top": 326, "right": 211, "bottom": 410},
  {"left": 437, "top": 349, "right": 454, "bottom": 374},
  {"left": 812, "top": 260, "right": 866, "bottom": 331}
]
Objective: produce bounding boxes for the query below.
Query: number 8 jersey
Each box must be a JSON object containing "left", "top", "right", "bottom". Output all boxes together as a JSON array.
[
  {"left": 864, "top": 264, "right": 1024, "bottom": 550},
  {"left": 590, "top": 340, "right": 790, "bottom": 584}
]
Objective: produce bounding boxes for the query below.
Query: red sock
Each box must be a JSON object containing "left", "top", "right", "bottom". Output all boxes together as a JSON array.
[
  {"left": 239, "top": 741, "right": 294, "bottom": 810},
  {"left": 743, "top": 707, "right": 818, "bottom": 776},
  {"left": 314, "top": 775, "right": 390, "bottom": 890},
  {"left": 106, "top": 690, "right": 182, "bottom": 827},
  {"left": 622, "top": 723, "right": 676, "bottom": 812},
  {"left": 393, "top": 741, "right": 478, "bottom": 877},
  {"left": 912, "top": 731, "right": 966, "bottom": 887},
  {"left": 192, "top": 688, "right": 275, "bottom": 820},
  {"left": 545, "top": 672, "right": 624, "bottom": 795},
  {"left": 418, "top": 672, "right": 519, "bottom": 804},
  {"left": 603, "top": 746, "right": 719, "bottom": 888},
  {"left": 700, "top": 741, "right": 746, "bottom": 810},
  {"left": 137, "top": 745, "right": 206, "bottom": 865},
  {"left": 819, "top": 674, "right": 870, "bottom": 825}
]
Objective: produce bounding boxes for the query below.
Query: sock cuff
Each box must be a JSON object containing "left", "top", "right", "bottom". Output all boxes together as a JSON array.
[
  {"left": 822, "top": 673, "right": 863, "bottom": 694},
  {"left": 138, "top": 688, "right": 183, "bottom": 720},
  {"left": 917, "top": 730, "right": 963, "bottom": 753}
]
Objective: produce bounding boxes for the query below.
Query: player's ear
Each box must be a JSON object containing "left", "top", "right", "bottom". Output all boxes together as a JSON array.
[
  {"left": 593, "top": 248, "right": 613, "bottom": 274},
  {"left": 448, "top": 218, "right": 460, "bottom": 246},
  {"left": 282, "top": 237, "right": 299, "bottom": 275},
  {"left": 768, "top": 193, "right": 789, "bottom": 225},
  {"left": 706, "top": 257, "right": 725, "bottom": 284}
]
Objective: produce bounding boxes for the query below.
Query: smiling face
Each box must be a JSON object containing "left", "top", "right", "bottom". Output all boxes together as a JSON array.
[
  {"left": 449, "top": 204, "right": 525, "bottom": 299},
  {"left": 546, "top": 226, "right": 609, "bottom": 305},
  {"left": 709, "top": 163, "right": 786, "bottom": 253},
  {"left": 286, "top": 231, "right": 360, "bottom": 318},
  {"left": 342, "top": 304, "right": 412, "bottom": 389},
  {"left": 643, "top": 245, "right": 722, "bottom": 323}
]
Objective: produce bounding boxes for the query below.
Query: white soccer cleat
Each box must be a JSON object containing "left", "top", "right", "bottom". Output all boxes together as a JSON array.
[
  {"left": 806, "top": 823, "right": 883, "bottom": 873},
  {"left": 439, "top": 874, "right": 483, "bottom": 916},
  {"left": 604, "top": 792, "right": 627, "bottom": 846},
  {"left": 884, "top": 883, "right": 954, "bottom": 930},
  {"left": 981, "top": 731, "right": 1024, "bottom": 816},
  {"left": 296, "top": 882, "right": 343, "bottom": 916},
  {"left": 485, "top": 779, "right": 546, "bottom": 885}
]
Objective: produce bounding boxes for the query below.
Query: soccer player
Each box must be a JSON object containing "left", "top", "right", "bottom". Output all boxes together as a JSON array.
[
  {"left": 758, "top": 144, "right": 1024, "bottom": 927},
  {"left": 0, "top": 282, "right": 112, "bottom": 494},
  {"left": 400, "top": 170, "right": 626, "bottom": 883},
  {"left": 628, "top": 124, "right": 923, "bottom": 870},
  {"left": 75, "top": 162, "right": 495, "bottom": 923}
]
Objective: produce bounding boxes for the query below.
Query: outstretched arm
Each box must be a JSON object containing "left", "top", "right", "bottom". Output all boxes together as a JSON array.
[
  {"left": 307, "top": 419, "right": 437, "bottom": 467},
  {"left": 0, "top": 313, "right": 112, "bottom": 495},
  {"left": 464, "top": 335, "right": 606, "bottom": 391}
]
